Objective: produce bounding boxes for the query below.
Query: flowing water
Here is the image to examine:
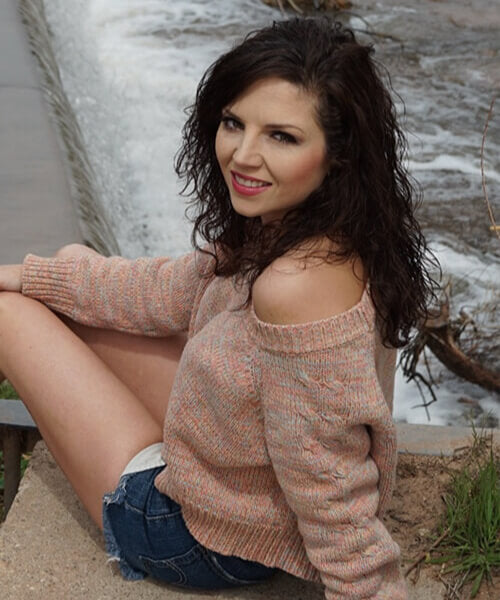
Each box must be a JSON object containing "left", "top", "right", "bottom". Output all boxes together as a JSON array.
[{"left": 38, "top": 0, "right": 499, "bottom": 426}]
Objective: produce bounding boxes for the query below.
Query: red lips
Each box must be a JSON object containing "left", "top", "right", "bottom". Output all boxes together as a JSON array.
[{"left": 231, "top": 171, "right": 271, "bottom": 196}]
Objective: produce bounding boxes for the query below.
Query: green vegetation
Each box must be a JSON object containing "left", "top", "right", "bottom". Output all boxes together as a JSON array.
[
  {"left": 0, "top": 380, "right": 19, "bottom": 399},
  {"left": 428, "top": 426, "right": 500, "bottom": 597}
]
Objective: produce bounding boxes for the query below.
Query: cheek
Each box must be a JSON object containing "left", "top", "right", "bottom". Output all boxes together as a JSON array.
[
  {"left": 214, "top": 130, "right": 224, "bottom": 166},
  {"left": 284, "top": 150, "right": 328, "bottom": 190},
  {"left": 215, "top": 129, "right": 232, "bottom": 168}
]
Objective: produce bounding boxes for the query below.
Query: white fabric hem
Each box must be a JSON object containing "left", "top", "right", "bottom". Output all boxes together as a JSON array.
[{"left": 121, "top": 442, "right": 165, "bottom": 477}]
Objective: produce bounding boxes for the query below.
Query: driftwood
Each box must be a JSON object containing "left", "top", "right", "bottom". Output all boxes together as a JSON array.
[
  {"left": 400, "top": 285, "right": 500, "bottom": 411},
  {"left": 424, "top": 297, "right": 500, "bottom": 394}
]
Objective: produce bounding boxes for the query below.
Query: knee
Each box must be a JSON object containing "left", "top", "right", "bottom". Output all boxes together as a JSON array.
[
  {"left": 0, "top": 292, "right": 48, "bottom": 328},
  {"left": 0, "top": 292, "right": 25, "bottom": 333},
  {"left": 54, "top": 243, "right": 100, "bottom": 260},
  {"left": 0, "top": 291, "right": 30, "bottom": 317},
  {"left": 0, "top": 293, "right": 54, "bottom": 343}
]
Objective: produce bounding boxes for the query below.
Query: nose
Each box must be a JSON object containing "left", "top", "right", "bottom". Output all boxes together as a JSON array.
[{"left": 232, "top": 131, "right": 262, "bottom": 168}]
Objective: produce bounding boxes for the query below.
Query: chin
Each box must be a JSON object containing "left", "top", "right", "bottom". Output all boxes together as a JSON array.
[{"left": 230, "top": 204, "right": 262, "bottom": 220}]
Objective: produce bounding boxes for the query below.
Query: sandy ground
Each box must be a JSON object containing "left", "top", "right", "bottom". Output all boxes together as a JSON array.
[{"left": 386, "top": 441, "right": 500, "bottom": 599}]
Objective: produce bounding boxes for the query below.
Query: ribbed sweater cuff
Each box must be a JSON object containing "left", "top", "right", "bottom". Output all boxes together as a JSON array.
[{"left": 22, "top": 254, "right": 78, "bottom": 314}]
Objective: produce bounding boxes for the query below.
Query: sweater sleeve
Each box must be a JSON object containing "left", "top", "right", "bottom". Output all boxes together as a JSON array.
[
  {"left": 21, "top": 247, "right": 214, "bottom": 336},
  {"left": 257, "top": 329, "right": 407, "bottom": 599}
]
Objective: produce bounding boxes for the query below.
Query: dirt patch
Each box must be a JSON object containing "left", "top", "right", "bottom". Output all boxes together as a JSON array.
[{"left": 385, "top": 442, "right": 500, "bottom": 599}]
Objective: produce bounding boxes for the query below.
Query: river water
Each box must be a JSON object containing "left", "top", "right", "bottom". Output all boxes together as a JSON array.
[{"left": 41, "top": 0, "right": 499, "bottom": 427}]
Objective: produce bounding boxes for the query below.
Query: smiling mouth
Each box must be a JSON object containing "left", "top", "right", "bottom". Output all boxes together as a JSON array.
[
  {"left": 230, "top": 171, "right": 271, "bottom": 196},
  {"left": 232, "top": 172, "right": 270, "bottom": 188}
]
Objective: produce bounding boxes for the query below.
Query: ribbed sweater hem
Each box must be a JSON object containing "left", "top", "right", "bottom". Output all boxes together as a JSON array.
[
  {"left": 155, "top": 475, "right": 321, "bottom": 583},
  {"left": 183, "top": 503, "right": 321, "bottom": 583}
]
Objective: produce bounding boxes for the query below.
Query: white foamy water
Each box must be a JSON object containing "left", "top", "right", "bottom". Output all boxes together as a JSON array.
[
  {"left": 43, "top": 0, "right": 276, "bottom": 257},
  {"left": 410, "top": 155, "right": 500, "bottom": 184},
  {"left": 42, "top": 0, "right": 499, "bottom": 427}
]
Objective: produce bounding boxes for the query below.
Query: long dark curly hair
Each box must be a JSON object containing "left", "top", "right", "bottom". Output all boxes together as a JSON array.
[{"left": 175, "top": 17, "right": 439, "bottom": 348}]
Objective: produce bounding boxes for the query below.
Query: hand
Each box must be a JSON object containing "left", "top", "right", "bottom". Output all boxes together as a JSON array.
[{"left": 0, "top": 265, "right": 22, "bottom": 292}]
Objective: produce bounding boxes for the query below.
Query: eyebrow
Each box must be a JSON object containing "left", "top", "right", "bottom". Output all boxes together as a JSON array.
[{"left": 222, "top": 109, "right": 305, "bottom": 134}]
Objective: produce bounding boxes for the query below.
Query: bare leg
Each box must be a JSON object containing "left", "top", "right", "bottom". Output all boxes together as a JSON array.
[
  {"left": 41, "top": 242, "right": 189, "bottom": 427},
  {"left": 58, "top": 315, "right": 188, "bottom": 427},
  {"left": 0, "top": 323, "right": 185, "bottom": 421},
  {"left": 0, "top": 291, "right": 170, "bottom": 529}
]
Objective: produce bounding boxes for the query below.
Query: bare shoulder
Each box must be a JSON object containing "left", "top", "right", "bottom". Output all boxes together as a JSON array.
[{"left": 252, "top": 242, "right": 366, "bottom": 325}]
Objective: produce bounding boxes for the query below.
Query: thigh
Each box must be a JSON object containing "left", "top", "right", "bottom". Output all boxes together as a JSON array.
[
  {"left": 51, "top": 243, "right": 188, "bottom": 428},
  {"left": 0, "top": 292, "right": 162, "bottom": 528},
  {"left": 59, "top": 316, "right": 188, "bottom": 427}
]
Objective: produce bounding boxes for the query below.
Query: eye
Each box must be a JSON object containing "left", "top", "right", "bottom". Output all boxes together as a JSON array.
[
  {"left": 221, "top": 116, "right": 242, "bottom": 131},
  {"left": 271, "top": 131, "right": 297, "bottom": 145}
]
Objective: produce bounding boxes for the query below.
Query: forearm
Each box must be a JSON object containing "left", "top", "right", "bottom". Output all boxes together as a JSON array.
[
  {"left": 0, "top": 243, "right": 99, "bottom": 294},
  {"left": 20, "top": 247, "right": 213, "bottom": 336}
]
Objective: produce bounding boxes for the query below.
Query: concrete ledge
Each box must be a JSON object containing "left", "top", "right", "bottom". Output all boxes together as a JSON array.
[
  {"left": 2, "top": 422, "right": 486, "bottom": 600},
  {"left": 0, "top": 444, "right": 325, "bottom": 600},
  {"left": 396, "top": 422, "right": 500, "bottom": 456},
  {"left": 0, "top": 0, "right": 82, "bottom": 264}
]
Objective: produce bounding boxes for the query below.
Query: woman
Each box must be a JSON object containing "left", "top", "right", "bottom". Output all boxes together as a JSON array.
[{"left": 0, "top": 17, "right": 437, "bottom": 599}]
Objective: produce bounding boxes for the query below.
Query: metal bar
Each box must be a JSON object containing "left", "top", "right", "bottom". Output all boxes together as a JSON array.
[
  {"left": 26, "top": 429, "right": 42, "bottom": 452},
  {"left": 3, "top": 428, "right": 22, "bottom": 515}
]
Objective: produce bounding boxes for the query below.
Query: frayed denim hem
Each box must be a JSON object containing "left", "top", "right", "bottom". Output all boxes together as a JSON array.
[{"left": 102, "top": 474, "right": 146, "bottom": 581}]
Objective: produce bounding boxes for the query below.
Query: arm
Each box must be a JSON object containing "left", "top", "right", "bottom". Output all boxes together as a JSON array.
[
  {"left": 260, "top": 351, "right": 406, "bottom": 599},
  {"left": 21, "top": 245, "right": 215, "bottom": 336},
  {"left": 253, "top": 260, "right": 407, "bottom": 599}
]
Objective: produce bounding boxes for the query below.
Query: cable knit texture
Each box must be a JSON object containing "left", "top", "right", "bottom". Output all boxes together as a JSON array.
[{"left": 22, "top": 246, "right": 408, "bottom": 599}]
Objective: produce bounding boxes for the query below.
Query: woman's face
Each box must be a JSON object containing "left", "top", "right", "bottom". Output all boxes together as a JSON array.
[{"left": 215, "top": 77, "right": 329, "bottom": 225}]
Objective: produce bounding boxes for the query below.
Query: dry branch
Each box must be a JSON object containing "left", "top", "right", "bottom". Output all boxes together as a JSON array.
[
  {"left": 404, "top": 526, "right": 450, "bottom": 577},
  {"left": 424, "top": 321, "right": 500, "bottom": 394},
  {"left": 400, "top": 285, "right": 500, "bottom": 400},
  {"left": 480, "top": 96, "right": 499, "bottom": 240}
]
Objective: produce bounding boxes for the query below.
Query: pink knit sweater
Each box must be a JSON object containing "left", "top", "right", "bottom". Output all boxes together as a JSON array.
[{"left": 22, "top": 244, "right": 408, "bottom": 599}]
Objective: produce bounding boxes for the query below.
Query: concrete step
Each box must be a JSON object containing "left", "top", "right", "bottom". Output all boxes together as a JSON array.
[
  {"left": 396, "top": 422, "right": 500, "bottom": 456},
  {"left": 4, "top": 420, "right": 496, "bottom": 600}
]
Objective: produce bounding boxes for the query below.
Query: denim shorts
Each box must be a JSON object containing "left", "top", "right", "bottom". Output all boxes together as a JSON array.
[{"left": 102, "top": 466, "right": 279, "bottom": 589}]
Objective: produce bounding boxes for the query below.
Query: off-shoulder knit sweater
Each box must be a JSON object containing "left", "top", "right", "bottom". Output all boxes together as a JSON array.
[{"left": 21, "top": 245, "right": 408, "bottom": 599}]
